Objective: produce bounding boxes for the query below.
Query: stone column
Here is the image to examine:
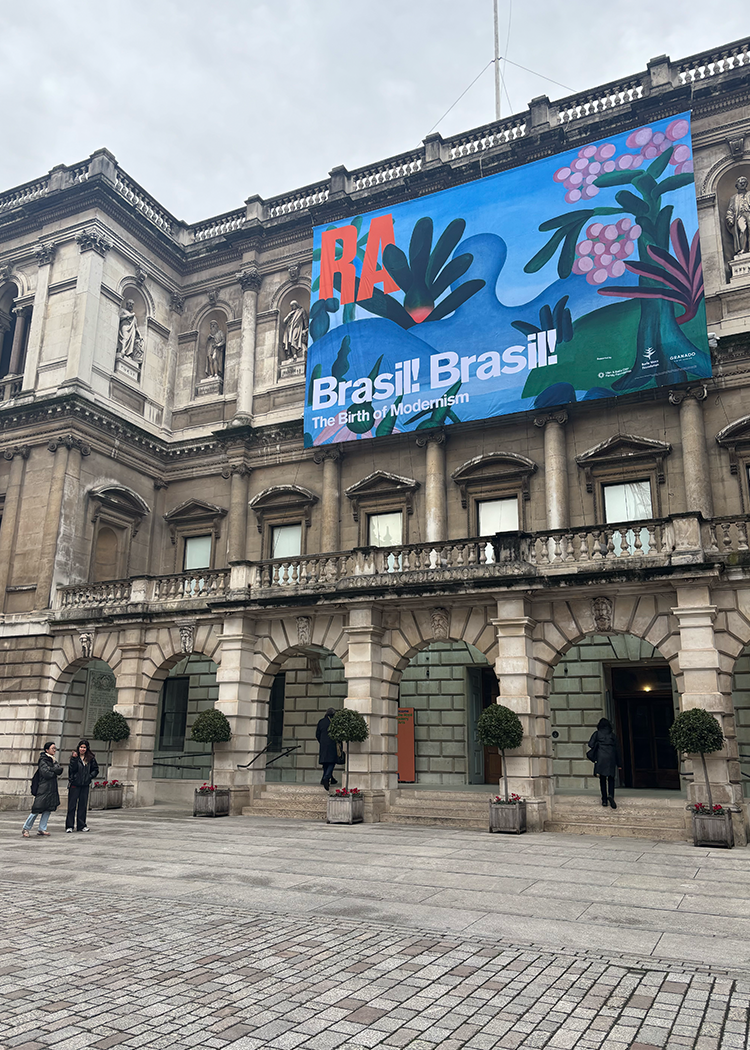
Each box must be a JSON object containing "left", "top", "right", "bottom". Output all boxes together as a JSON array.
[
  {"left": 670, "top": 387, "right": 714, "bottom": 519},
  {"left": 147, "top": 480, "right": 168, "bottom": 575},
  {"left": 313, "top": 448, "right": 342, "bottom": 552},
  {"left": 162, "top": 293, "right": 184, "bottom": 430},
  {"left": 672, "top": 585, "right": 740, "bottom": 827},
  {"left": 491, "top": 596, "right": 550, "bottom": 830},
  {"left": 227, "top": 466, "right": 250, "bottom": 562},
  {"left": 233, "top": 265, "right": 261, "bottom": 424},
  {"left": 22, "top": 243, "right": 56, "bottom": 392},
  {"left": 108, "top": 628, "right": 155, "bottom": 807},
  {"left": 534, "top": 411, "right": 569, "bottom": 530},
  {"left": 6, "top": 306, "right": 29, "bottom": 377},
  {"left": 64, "top": 229, "right": 111, "bottom": 387},
  {"left": 342, "top": 604, "right": 391, "bottom": 815},
  {"left": 417, "top": 431, "right": 447, "bottom": 542},
  {"left": 0, "top": 446, "right": 30, "bottom": 610},
  {"left": 214, "top": 614, "right": 268, "bottom": 812}
]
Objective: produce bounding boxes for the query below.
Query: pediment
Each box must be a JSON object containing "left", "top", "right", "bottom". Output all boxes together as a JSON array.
[
  {"left": 451, "top": 452, "right": 537, "bottom": 507},
  {"left": 345, "top": 471, "right": 420, "bottom": 521},
  {"left": 164, "top": 499, "right": 227, "bottom": 524},
  {"left": 89, "top": 485, "right": 150, "bottom": 517},
  {"left": 249, "top": 485, "right": 318, "bottom": 530},
  {"left": 716, "top": 415, "right": 750, "bottom": 473},
  {"left": 576, "top": 434, "right": 672, "bottom": 489}
]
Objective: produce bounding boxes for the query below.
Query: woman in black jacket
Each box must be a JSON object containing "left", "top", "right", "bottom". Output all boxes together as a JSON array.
[
  {"left": 22, "top": 743, "right": 63, "bottom": 837},
  {"left": 66, "top": 739, "right": 100, "bottom": 833},
  {"left": 587, "top": 717, "right": 623, "bottom": 809},
  {"left": 316, "top": 707, "right": 339, "bottom": 791}
]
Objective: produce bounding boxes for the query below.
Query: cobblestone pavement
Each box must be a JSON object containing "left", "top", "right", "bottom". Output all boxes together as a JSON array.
[{"left": 2, "top": 807, "right": 750, "bottom": 1050}]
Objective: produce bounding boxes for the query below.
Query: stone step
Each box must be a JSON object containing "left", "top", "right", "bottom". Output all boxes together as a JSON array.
[
  {"left": 383, "top": 813, "right": 488, "bottom": 830},
  {"left": 544, "top": 819, "right": 690, "bottom": 841}
]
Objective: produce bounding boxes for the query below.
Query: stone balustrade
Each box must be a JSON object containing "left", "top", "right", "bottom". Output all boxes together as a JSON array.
[{"left": 54, "top": 513, "right": 750, "bottom": 618}]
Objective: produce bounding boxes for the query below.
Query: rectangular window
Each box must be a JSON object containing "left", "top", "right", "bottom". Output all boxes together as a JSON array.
[
  {"left": 603, "top": 480, "right": 652, "bottom": 554},
  {"left": 158, "top": 677, "right": 189, "bottom": 751},
  {"left": 271, "top": 523, "right": 302, "bottom": 559},
  {"left": 478, "top": 498, "right": 519, "bottom": 564},
  {"left": 183, "top": 535, "right": 212, "bottom": 570},
  {"left": 368, "top": 511, "right": 403, "bottom": 571},
  {"left": 267, "top": 673, "right": 285, "bottom": 752}
]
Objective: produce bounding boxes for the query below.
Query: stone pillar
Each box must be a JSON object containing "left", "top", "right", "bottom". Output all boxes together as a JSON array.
[
  {"left": 64, "top": 229, "right": 111, "bottom": 387},
  {"left": 417, "top": 431, "right": 447, "bottom": 542},
  {"left": 342, "top": 603, "right": 391, "bottom": 813},
  {"left": 23, "top": 243, "right": 56, "bottom": 392},
  {"left": 534, "top": 411, "right": 569, "bottom": 530},
  {"left": 108, "top": 628, "right": 155, "bottom": 807},
  {"left": 214, "top": 614, "right": 268, "bottom": 812},
  {"left": 670, "top": 387, "right": 714, "bottom": 519},
  {"left": 162, "top": 293, "right": 184, "bottom": 430},
  {"left": 233, "top": 265, "right": 261, "bottom": 424},
  {"left": 6, "top": 306, "right": 29, "bottom": 377},
  {"left": 671, "top": 585, "right": 740, "bottom": 825},
  {"left": 313, "top": 448, "right": 342, "bottom": 552},
  {"left": 0, "top": 446, "right": 30, "bottom": 610},
  {"left": 227, "top": 466, "right": 250, "bottom": 562},
  {"left": 492, "top": 596, "right": 550, "bottom": 829},
  {"left": 147, "top": 480, "right": 168, "bottom": 575}
]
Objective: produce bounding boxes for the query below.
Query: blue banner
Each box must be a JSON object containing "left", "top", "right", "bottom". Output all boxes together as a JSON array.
[{"left": 305, "top": 112, "right": 709, "bottom": 447}]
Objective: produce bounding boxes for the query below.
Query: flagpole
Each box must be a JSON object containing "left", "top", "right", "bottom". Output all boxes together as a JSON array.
[{"left": 493, "top": 0, "right": 501, "bottom": 120}]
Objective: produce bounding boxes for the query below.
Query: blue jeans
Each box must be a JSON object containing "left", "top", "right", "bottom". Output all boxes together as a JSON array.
[
  {"left": 321, "top": 762, "right": 335, "bottom": 783},
  {"left": 23, "top": 811, "right": 50, "bottom": 832}
]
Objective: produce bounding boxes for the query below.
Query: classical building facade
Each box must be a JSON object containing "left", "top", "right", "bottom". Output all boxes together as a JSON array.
[{"left": 3, "top": 39, "right": 750, "bottom": 839}]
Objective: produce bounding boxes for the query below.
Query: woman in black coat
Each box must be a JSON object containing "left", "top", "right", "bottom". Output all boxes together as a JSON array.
[
  {"left": 22, "top": 743, "right": 63, "bottom": 837},
  {"left": 316, "top": 707, "right": 339, "bottom": 791},
  {"left": 66, "top": 739, "right": 100, "bottom": 833},
  {"left": 587, "top": 717, "right": 623, "bottom": 809}
]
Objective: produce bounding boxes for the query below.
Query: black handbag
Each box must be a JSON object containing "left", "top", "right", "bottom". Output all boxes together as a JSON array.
[
  {"left": 335, "top": 743, "right": 346, "bottom": 766},
  {"left": 586, "top": 744, "right": 598, "bottom": 763}
]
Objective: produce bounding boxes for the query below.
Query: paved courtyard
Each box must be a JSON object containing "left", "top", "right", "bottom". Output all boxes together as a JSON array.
[{"left": 2, "top": 805, "right": 750, "bottom": 1050}]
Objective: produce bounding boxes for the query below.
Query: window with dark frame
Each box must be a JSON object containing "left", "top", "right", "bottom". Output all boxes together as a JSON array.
[
  {"left": 267, "top": 672, "right": 285, "bottom": 751},
  {"left": 158, "top": 677, "right": 189, "bottom": 752}
]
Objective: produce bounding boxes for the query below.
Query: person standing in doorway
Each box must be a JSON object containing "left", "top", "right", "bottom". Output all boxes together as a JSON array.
[
  {"left": 316, "top": 707, "right": 339, "bottom": 791},
  {"left": 66, "top": 739, "right": 100, "bottom": 833},
  {"left": 22, "top": 743, "right": 63, "bottom": 837},
  {"left": 587, "top": 718, "right": 623, "bottom": 809}
]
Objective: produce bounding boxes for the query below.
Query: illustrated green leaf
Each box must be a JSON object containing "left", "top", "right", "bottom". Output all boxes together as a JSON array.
[
  {"left": 425, "top": 279, "right": 485, "bottom": 321},
  {"left": 376, "top": 395, "right": 402, "bottom": 437},
  {"left": 511, "top": 320, "right": 539, "bottom": 336},
  {"left": 539, "top": 304, "right": 554, "bottom": 331},
  {"left": 426, "top": 218, "right": 466, "bottom": 284},
  {"left": 593, "top": 171, "right": 640, "bottom": 188},
  {"left": 615, "top": 190, "right": 651, "bottom": 218},
  {"left": 382, "top": 243, "right": 413, "bottom": 291},
  {"left": 357, "top": 288, "right": 415, "bottom": 328},
  {"left": 525, "top": 227, "right": 568, "bottom": 273},
  {"left": 332, "top": 335, "right": 351, "bottom": 381},
  {"left": 654, "top": 205, "right": 674, "bottom": 248},
  {"left": 408, "top": 217, "right": 433, "bottom": 279},
  {"left": 539, "top": 209, "right": 595, "bottom": 232},
  {"left": 430, "top": 253, "right": 472, "bottom": 299},
  {"left": 346, "top": 407, "right": 375, "bottom": 434},
  {"left": 647, "top": 147, "right": 673, "bottom": 180},
  {"left": 307, "top": 362, "right": 322, "bottom": 406},
  {"left": 632, "top": 173, "right": 658, "bottom": 201},
  {"left": 408, "top": 379, "right": 462, "bottom": 428},
  {"left": 558, "top": 228, "right": 580, "bottom": 279},
  {"left": 655, "top": 173, "right": 695, "bottom": 196}
]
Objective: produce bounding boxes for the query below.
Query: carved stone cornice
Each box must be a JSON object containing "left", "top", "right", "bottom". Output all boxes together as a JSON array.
[
  {"left": 220, "top": 462, "right": 252, "bottom": 480},
  {"left": 34, "top": 242, "right": 57, "bottom": 267},
  {"left": 47, "top": 434, "right": 91, "bottom": 456},
  {"left": 2, "top": 445, "right": 30, "bottom": 461},
  {"left": 76, "top": 229, "right": 112, "bottom": 256},
  {"left": 668, "top": 385, "right": 708, "bottom": 405},
  {"left": 533, "top": 410, "right": 568, "bottom": 428},
  {"left": 415, "top": 429, "right": 446, "bottom": 448},
  {"left": 237, "top": 265, "right": 262, "bottom": 292}
]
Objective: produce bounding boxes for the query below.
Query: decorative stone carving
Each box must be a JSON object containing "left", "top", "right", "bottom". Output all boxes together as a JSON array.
[
  {"left": 728, "top": 136, "right": 745, "bottom": 159},
  {"left": 79, "top": 632, "right": 94, "bottom": 660},
  {"left": 169, "top": 292, "right": 185, "bottom": 314},
  {"left": 207, "top": 288, "right": 220, "bottom": 306},
  {"left": 312, "top": 446, "right": 344, "bottom": 465},
  {"left": 2, "top": 445, "right": 30, "bottom": 461},
  {"left": 415, "top": 430, "right": 446, "bottom": 448},
  {"left": 117, "top": 299, "right": 144, "bottom": 361},
  {"left": 533, "top": 410, "right": 569, "bottom": 428},
  {"left": 297, "top": 616, "right": 312, "bottom": 646},
  {"left": 134, "top": 264, "right": 147, "bottom": 286},
  {"left": 238, "top": 265, "right": 262, "bottom": 292},
  {"left": 76, "top": 229, "right": 111, "bottom": 256},
  {"left": 431, "top": 607, "right": 449, "bottom": 640},
  {"left": 205, "top": 319, "right": 226, "bottom": 379},
  {"left": 592, "top": 596, "right": 613, "bottom": 633},
  {"left": 668, "top": 385, "right": 708, "bottom": 405},
  {"left": 34, "top": 242, "right": 56, "bottom": 266},
  {"left": 288, "top": 263, "right": 300, "bottom": 282},
  {"left": 726, "top": 177, "right": 750, "bottom": 257},
  {"left": 47, "top": 434, "right": 90, "bottom": 456},
  {"left": 178, "top": 623, "right": 195, "bottom": 655},
  {"left": 282, "top": 301, "right": 308, "bottom": 362}
]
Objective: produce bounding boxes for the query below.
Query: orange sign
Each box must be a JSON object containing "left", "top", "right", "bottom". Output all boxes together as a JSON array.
[{"left": 397, "top": 707, "right": 415, "bottom": 783}]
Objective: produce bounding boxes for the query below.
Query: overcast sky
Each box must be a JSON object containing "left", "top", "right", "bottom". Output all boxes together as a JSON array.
[{"left": 1, "top": 1, "right": 748, "bottom": 223}]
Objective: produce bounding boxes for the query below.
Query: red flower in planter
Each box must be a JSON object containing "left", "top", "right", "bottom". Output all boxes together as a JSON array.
[
  {"left": 198, "top": 783, "right": 217, "bottom": 794},
  {"left": 491, "top": 793, "right": 522, "bottom": 805},
  {"left": 333, "top": 788, "right": 360, "bottom": 797},
  {"left": 108, "top": 780, "right": 119, "bottom": 786}
]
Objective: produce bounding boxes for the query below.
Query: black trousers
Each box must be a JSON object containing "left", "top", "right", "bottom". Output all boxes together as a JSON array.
[
  {"left": 321, "top": 762, "right": 336, "bottom": 784},
  {"left": 66, "top": 784, "right": 90, "bottom": 830},
  {"left": 599, "top": 775, "right": 615, "bottom": 801}
]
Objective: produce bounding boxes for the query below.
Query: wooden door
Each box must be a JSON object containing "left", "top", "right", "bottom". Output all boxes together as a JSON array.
[{"left": 618, "top": 695, "right": 679, "bottom": 789}]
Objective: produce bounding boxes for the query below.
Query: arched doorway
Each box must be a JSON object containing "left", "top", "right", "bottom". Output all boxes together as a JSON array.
[
  {"left": 61, "top": 659, "right": 118, "bottom": 774},
  {"left": 549, "top": 634, "right": 681, "bottom": 794},
  {"left": 152, "top": 654, "right": 219, "bottom": 783},
  {"left": 263, "top": 648, "right": 347, "bottom": 784},
  {"left": 398, "top": 641, "right": 500, "bottom": 786}
]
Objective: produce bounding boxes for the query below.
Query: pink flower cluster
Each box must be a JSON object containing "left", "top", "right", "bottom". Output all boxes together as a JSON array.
[
  {"left": 625, "top": 119, "right": 692, "bottom": 174},
  {"left": 572, "top": 218, "right": 642, "bottom": 285}
]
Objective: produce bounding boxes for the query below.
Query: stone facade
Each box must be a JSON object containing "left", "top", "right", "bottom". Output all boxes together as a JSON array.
[{"left": 3, "top": 41, "right": 750, "bottom": 838}]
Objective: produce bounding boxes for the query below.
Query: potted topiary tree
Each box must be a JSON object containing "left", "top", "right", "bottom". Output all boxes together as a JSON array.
[
  {"left": 190, "top": 708, "right": 232, "bottom": 817},
  {"left": 326, "top": 708, "right": 369, "bottom": 824},
  {"left": 91, "top": 710, "right": 130, "bottom": 809},
  {"left": 476, "top": 703, "right": 526, "bottom": 834},
  {"left": 669, "top": 707, "right": 733, "bottom": 848}
]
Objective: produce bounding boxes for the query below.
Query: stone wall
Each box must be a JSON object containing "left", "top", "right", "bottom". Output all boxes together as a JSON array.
[{"left": 731, "top": 651, "right": 750, "bottom": 798}]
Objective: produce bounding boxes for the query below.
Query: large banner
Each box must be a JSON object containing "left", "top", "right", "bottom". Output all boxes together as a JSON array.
[{"left": 304, "top": 112, "right": 709, "bottom": 447}]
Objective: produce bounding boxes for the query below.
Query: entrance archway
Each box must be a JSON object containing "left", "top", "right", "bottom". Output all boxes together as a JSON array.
[
  {"left": 61, "top": 659, "right": 118, "bottom": 774},
  {"left": 152, "top": 654, "right": 218, "bottom": 782},
  {"left": 549, "top": 634, "right": 681, "bottom": 794},
  {"left": 398, "top": 641, "right": 499, "bottom": 786}
]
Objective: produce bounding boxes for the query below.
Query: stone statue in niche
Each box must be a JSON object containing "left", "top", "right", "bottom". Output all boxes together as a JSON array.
[
  {"left": 726, "top": 176, "right": 750, "bottom": 257},
  {"left": 116, "top": 299, "right": 144, "bottom": 360},
  {"left": 282, "top": 301, "right": 308, "bottom": 361},
  {"left": 205, "top": 319, "right": 226, "bottom": 378}
]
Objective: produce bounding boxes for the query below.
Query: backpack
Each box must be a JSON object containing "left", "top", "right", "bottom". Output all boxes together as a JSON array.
[{"left": 30, "top": 770, "right": 40, "bottom": 796}]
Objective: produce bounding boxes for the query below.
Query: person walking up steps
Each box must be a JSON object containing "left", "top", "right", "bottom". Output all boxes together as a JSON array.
[
  {"left": 22, "top": 742, "right": 63, "bottom": 837},
  {"left": 316, "top": 707, "right": 339, "bottom": 791},
  {"left": 587, "top": 718, "right": 623, "bottom": 809},
  {"left": 66, "top": 739, "right": 99, "bottom": 833}
]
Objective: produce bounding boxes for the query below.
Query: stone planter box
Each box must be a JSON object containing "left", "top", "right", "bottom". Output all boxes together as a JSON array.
[
  {"left": 88, "top": 785, "right": 124, "bottom": 811},
  {"left": 193, "top": 789, "right": 230, "bottom": 817},
  {"left": 326, "top": 793, "right": 364, "bottom": 824},
  {"left": 489, "top": 800, "right": 527, "bottom": 834},
  {"left": 692, "top": 810, "right": 734, "bottom": 848}
]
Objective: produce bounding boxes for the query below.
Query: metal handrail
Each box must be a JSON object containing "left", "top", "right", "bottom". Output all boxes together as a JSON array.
[
  {"left": 237, "top": 744, "right": 300, "bottom": 769},
  {"left": 152, "top": 752, "right": 211, "bottom": 774}
]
